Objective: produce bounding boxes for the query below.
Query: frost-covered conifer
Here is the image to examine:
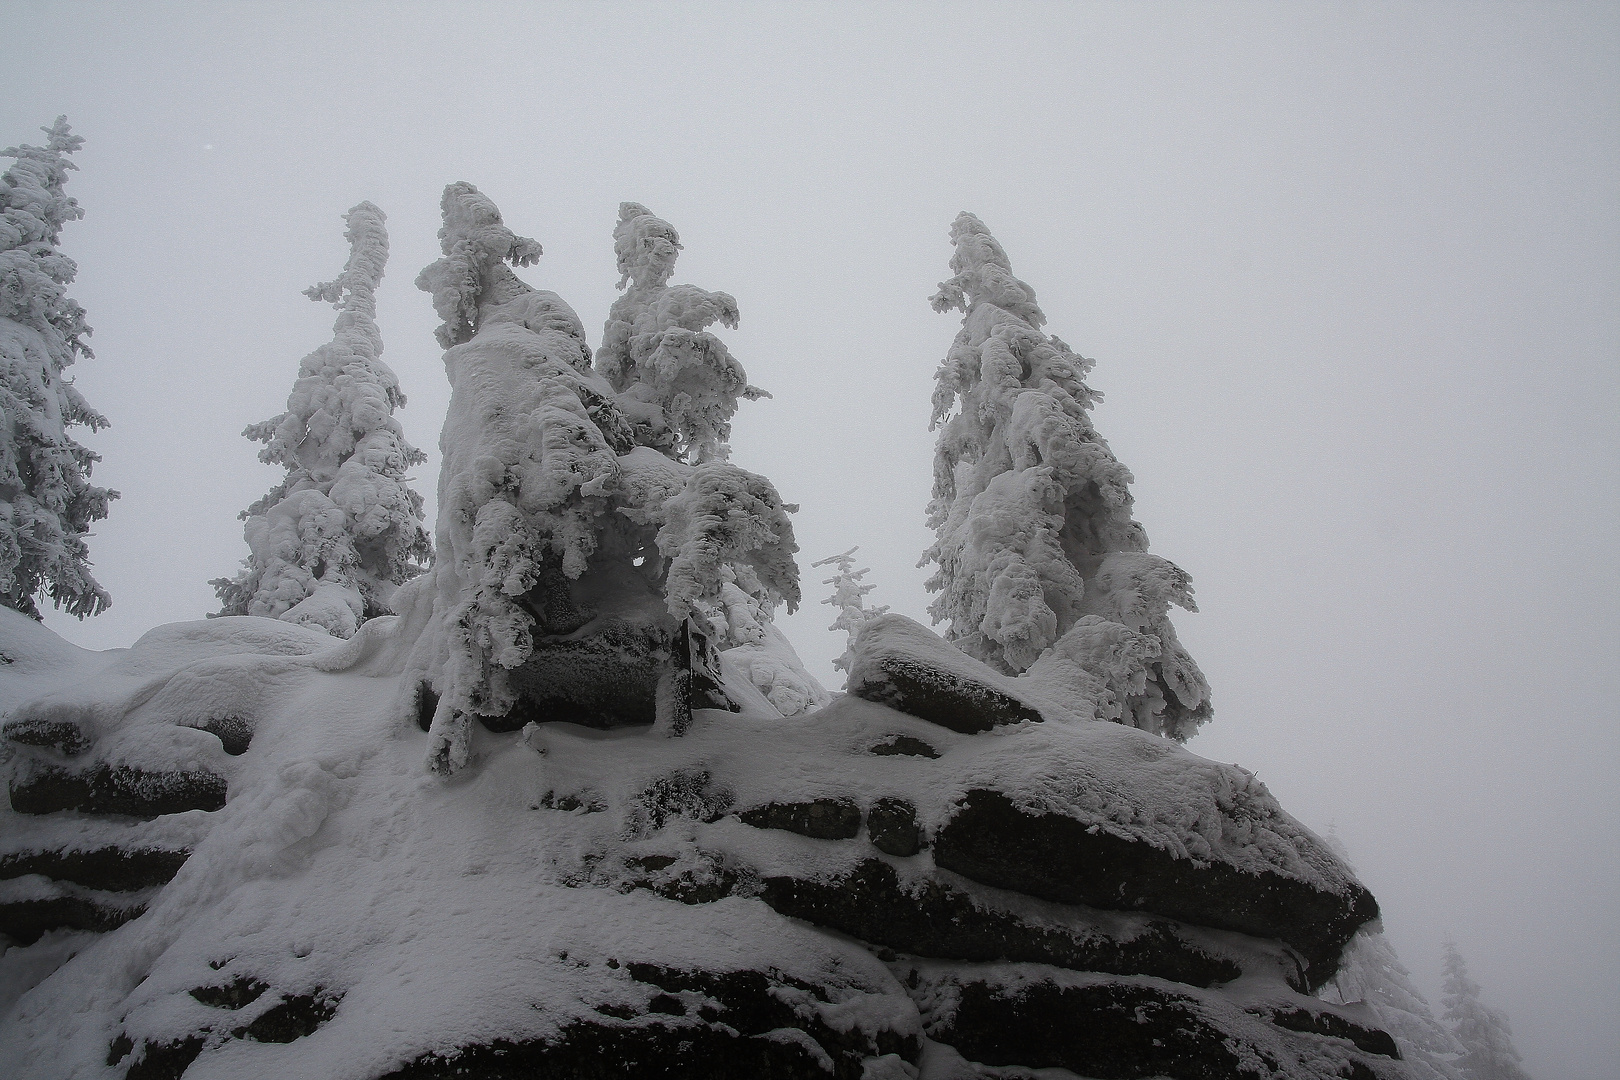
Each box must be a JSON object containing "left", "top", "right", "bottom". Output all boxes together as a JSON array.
[
  {"left": 595, "top": 202, "right": 811, "bottom": 706},
  {"left": 0, "top": 118, "right": 115, "bottom": 620},
  {"left": 1441, "top": 943, "right": 1533, "bottom": 1080},
  {"left": 1323, "top": 928, "right": 1465, "bottom": 1080},
  {"left": 595, "top": 203, "right": 767, "bottom": 463},
  {"left": 400, "top": 185, "right": 805, "bottom": 774},
  {"left": 922, "top": 212, "right": 1210, "bottom": 739},
  {"left": 212, "top": 202, "right": 430, "bottom": 638},
  {"left": 812, "top": 547, "right": 889, "bottom": 681},
  {"left": 403, "top": 182, "right": 613, "bottom": 772}
]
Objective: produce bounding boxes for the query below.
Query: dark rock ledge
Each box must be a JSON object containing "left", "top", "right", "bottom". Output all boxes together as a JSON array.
[{"left": 933, "top": 787, "right": 1377, "bottom": 988}]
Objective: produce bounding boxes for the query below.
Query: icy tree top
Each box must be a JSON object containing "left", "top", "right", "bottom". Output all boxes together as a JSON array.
[
  {"left": 596, "top": 203, "right": 763, "bottom": 463},
  {"left": 929, "top": 211, "right": 1046, "bottom": 329},
  {"left": 302, "top": 201, "right": 390, "bottom": 391},
  {"left": 613, "top": 201, "right": 682, "bottom": 291},
  {"left": 416, "top": 181, "right": 547, "bottom": 350},
  {"left": 245, "top": 202, "right": 424, "bottom": 489},
  {"left": 1, "top": 116, "right": 84, "bottom": 251}
]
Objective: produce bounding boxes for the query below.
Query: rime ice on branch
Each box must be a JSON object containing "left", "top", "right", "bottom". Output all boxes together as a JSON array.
[
  {"left": 922, "top": 212, "right": 1210, "bottom": 740},
  {"left": 0, "top": 117, "right": 116, "bottom": 620},
  {"left": 813, "top": 547, "right": 888, "bottom": 683},
  {"left": 212, "top": 202, "right": 431, "bottom": 638},
  {"left": 399, "top": 186, "right": 806, "bottom": 775}
]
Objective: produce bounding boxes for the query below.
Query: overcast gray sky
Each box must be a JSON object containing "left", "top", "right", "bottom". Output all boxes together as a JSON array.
[{"left": 5, "top": 2, "right": 1617, "bottom": 1073}]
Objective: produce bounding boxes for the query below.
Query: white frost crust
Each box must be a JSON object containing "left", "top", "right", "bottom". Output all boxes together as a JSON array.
[
  {"left": 922, "top": 212, "right": 1210, "bottom": 739},
  {"left": 718, "top": 622, "right": 829, "bottom": 717}
]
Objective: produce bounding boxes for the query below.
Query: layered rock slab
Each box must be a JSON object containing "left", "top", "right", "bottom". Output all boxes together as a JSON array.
[
  {"left": 934, "top": 788, "right": 1375, "bottom": 986},
  {"left": 913, "top": 963, "right": 1404, "bottom": 1080}
]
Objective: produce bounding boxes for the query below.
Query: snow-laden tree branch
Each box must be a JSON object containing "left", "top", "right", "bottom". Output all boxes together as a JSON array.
[
  {"left": 0, "top": 117, "right": 116, "bottom": 620},
  {"left": 211, "top": 202, "right": 431, "bottom": 638},
  {"left": 922, "top": 212, "right": 1211, "bottom": 739}
]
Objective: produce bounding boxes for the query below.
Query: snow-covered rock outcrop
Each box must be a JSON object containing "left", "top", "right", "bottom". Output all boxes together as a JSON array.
[
  {"left": 2, "top": 603, "right": 1393, "bottom": 1080},
  {"left": 2, "top": 201, "right": 1393, "bottom": 1080}
]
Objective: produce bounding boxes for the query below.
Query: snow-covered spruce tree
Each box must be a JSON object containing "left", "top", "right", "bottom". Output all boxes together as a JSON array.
[
  {"left": 812, "top": 547, "right": 889, "bottom": 683},
  {"left": 921, "top": 212, "right": 1210, "bottom": 739},
  {"left": 1441, "top": 943, "right": 1533, "bottom": 1080},
  {"left": 400, "top": 185, "right": 803, "bottom": 774},
  {"left": 211, "top": 202, "right": 430, "bottom": 638},
  {"left": 0, "top": 117, "right": 115, "bottom": 620}
]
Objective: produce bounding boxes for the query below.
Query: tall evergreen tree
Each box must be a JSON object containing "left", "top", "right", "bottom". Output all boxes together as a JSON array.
[
  {"left": 923, "top": 212, "right": 1210, "bottom": 739},
  {"left": 212, "top": 202, "right": 430, "bottom": 638},
  {"left": 1441, "top": 943, "right": 1533, "bottom": 1080},
  {"left": 0, "top": 117, "right": 115, "bottom": 620}
]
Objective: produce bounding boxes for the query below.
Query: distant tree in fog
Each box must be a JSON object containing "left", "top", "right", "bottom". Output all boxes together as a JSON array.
[
  {"left": 1442, "top": 942, "right": 1532, "bottom": 1080},
  {"left": 812, "top": 546, "right": 887, "bottom": 684}
]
